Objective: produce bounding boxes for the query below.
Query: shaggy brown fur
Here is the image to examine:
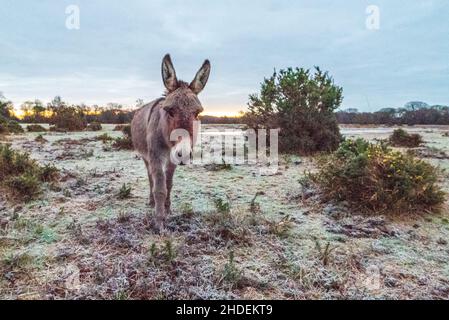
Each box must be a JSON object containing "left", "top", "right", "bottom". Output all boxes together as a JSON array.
[{"left": 131, "top": 54, "right": 210, "bottom": 232}]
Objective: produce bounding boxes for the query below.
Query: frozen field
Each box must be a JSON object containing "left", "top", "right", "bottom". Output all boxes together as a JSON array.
[{"left": 1, "top": 124, "right": 449, "bottom": 299}]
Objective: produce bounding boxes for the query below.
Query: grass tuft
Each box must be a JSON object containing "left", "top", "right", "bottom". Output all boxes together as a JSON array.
[{"left": 117, "top": 183, "right": 132, "bottom": 199}]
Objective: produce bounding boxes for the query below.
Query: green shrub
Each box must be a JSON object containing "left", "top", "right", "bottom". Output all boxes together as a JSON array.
[
  {"left": 204, "top": 159, "right": 232, "bottom": 171},
  {"left": 0, "top": 123, "right": 6, "bottom": 134},
  {"left": 5, "top": 173, "right": 41, "bottom": 201},
  {"left": 27, "top": 124, "right": 47, "bottom": 132},
  {"left": 220, "top": 251, "right": 243, "bottom": 288},
  {"left": 389, "top": 129, "right": 423, "bottom": 148},
  {"left": 0, "top": 115, "right": 24, "bottom": 134},
  {"left": 121, "top": 125, "right": 131, "bottom": 138},
  {"left": 113, "top": 124, "right": 127, "bottom": 131},
  {"left": 96, "top": 133, "right": 114, "bottom": 143},
  {"left": 49, "top": 125, "right": 66, "bottom": 132},
  {"left": 35, "top": 134, "right": 48, "bottom": 143},
  {"left": 311, "top": 139, "right": 445, "bottom": 213},
  {"left": 0, "top": 144, "right": 35, "bottom": 179},
  {"left": 49, "top": 106, "right": 87, "bottom": 131},
  {"left": 39, "top": 164, "right": 59, "bottom": 182},
  {"left": 117, "top": 183, "right": 132, "bottom": 199},
  {"left": 243, "top": 67, "right": 343, "bottom": 154},
  {"left": 113, "top": 137, "right": 133, "bottom": 150},
  {"left": 0, "top": 144, "right": 59, "bottom": 201},
  {"left": 214, "top": 196, "right": 231, "bottom": 214},
  {"left": 87, "top": 122, "right": 102, "bottom": 131},
  {"left": 112, "top": 126, "right": 133, "bottom": 150},
  {"left": 7, "top": 120, "right": 24, "bottom": 134}
]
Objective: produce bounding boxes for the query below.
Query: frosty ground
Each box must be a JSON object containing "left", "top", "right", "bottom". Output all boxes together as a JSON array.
[{"left": 1, "top": 124, "right": 449, "bottom": 299}]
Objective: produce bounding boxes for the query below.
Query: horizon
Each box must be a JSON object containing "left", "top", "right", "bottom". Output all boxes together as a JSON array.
[{"left": 1, "top": 1, "right": 448, "bottom": 115}]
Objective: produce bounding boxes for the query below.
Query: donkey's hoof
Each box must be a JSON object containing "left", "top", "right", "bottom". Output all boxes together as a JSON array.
[{"left": 152, "top": 218, "right": 166, "bottom": 234}]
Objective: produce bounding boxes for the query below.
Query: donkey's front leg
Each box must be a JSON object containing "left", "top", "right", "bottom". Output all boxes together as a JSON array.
[
  {"left": 150, "top": 161, "right": 167, "bottom": 232},
  {"left": 143, "top": 159, "right": 155, "bottom": 207},
  {"left": 165, "top": 163, "right": 176, "bottom": 214}
]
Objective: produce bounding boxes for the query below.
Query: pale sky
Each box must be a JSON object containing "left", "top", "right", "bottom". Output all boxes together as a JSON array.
[{"left": 0, "top": 0, "right": 448, "bottom": 115}]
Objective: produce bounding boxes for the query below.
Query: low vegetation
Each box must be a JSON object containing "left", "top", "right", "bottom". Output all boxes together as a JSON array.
[
  {"left": 95, "top": 133, "right": 114, "bottom": 143},
  {"left": 49, "top": 105, "right": 87, "bottom": 131},
  {"left": 1, "top": 123, "right": 449, "bottom": 299},
  {"left": 112, "top": 125, "right": 133, "bottom": 150},
  {"left": 0, "top": 144, "right": 59, "bottom": 201},
  {"left": 86, "top": 122, "right": 102, "bottom": 131},
  {"left": 117, "top": 183, "right": 132, "bottom": 199},
  {"left": 311, "top": 138, "right": 445, "bottom": 213},
  {"left": 219, "top": 251, "right": 244, "bottom": 289},
  {"left": 26, "top": 124, "right": 47, "bottom": 132},
  {"left": 113, "top": 124, "right": 128, "bottom": 131},
  {"left": 204, "top": 160, "right": 232, "bottom": 171},
  {"left": 389, "top": 128, "right": 423, "bottom": 148},
  {"left": 0, "top": 115, "right": 24, "bottom": 134},
  {"left": 35, "top": 134, "right": 48, "bottom": 143}
]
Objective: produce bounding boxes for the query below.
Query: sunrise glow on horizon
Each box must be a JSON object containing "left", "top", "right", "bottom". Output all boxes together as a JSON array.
[{"left": 10, "top": 106, "right": 244, "bottom": 120}]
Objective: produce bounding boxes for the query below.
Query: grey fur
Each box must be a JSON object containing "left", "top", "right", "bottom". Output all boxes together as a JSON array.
[{"left": 131, "top": 54, "right": 210, "bottom": 231}]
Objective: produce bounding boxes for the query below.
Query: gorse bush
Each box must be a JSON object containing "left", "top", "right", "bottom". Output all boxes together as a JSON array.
[
  {"left": 0, "top": 144, "right": 59, "bottom": 201},
  {"left": 5, "top": 173, "right": 41, "bottom": 201},
  {"left": 389, "top": 129, "right": 423, "bottom": 148},
  {"left": 49, "top": 106, "right": 87, "bottom": 131},
  {"left": 0, "top": 115, "right": 24, "bottom": 134},
  {"left": 312, "top": 139, "right": 445, "bottom": 213},
  {"left": 87, "top": 122, "right": 102, "bottom": 131},
  {"left": 96, "top": 133, "right": 114, "bottom": 143},
  {"left": 26, "top": 124, "right": 47, "bottom": 132},
  {"left": 121, "top": 125, "right": 131, "bottom": 138},
  {"left": 243, "top": 67, "right": 343, "bottom": 155},
  {"left": 112, "top": 125, "right": 133, "bottom": 150},
  {"left": 40, "top": 164, "right": 60, "bottom": 182}
]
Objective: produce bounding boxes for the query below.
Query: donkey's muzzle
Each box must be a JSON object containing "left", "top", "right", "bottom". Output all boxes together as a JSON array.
[{"left": 178, "top": 152, "right": 193, "bottom": 166}]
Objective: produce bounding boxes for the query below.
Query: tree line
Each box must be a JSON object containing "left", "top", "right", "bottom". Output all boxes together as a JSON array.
[
  {"left": 337, "top": 102, "right": 449, "bottom": 125},
  {"left": 2, "top": 93, "right": 449, "bottom": 127},
  {"left": 2, "top": 95, "right": 242, "bottom": 125}
]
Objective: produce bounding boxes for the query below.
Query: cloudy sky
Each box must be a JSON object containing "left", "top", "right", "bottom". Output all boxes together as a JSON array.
[{"left": 0, "top": 0, "right": 448, "bottom": 115}]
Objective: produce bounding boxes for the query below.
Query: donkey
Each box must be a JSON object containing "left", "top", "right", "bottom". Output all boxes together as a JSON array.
[{"left": 131, "top": 54, "right": 211, "bottom": 231}]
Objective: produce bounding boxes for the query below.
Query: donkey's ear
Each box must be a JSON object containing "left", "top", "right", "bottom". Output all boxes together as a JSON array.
[
  {"left": 190, "top": 59, "right": 211, "bottom": 94},
  {"left": 161, "top": 54, "right": 178, "bottom": 92}
]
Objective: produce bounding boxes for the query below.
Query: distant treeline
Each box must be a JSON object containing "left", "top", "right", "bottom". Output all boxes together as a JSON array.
[
  {"left": 3, "top": 95, "right": 449, "bottom": 126},
  {"left": 337, "top": 101, "right": 449, "bottom": 125},
  {"left": 199, "top": 115, "right": 242, "bottom": 124},
  {"left": 4, "top": 96, "right": 243, "bottom": 125}
]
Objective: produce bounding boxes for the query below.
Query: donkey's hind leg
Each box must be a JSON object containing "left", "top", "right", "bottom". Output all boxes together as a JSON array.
[{"left": 143, "top": 159, "right": 155, "bottom": 207}]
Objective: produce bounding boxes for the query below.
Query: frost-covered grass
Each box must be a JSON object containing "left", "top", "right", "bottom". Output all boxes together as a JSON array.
[{"left": 0, "top": 124, "right": 448, "bottom": 299}]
